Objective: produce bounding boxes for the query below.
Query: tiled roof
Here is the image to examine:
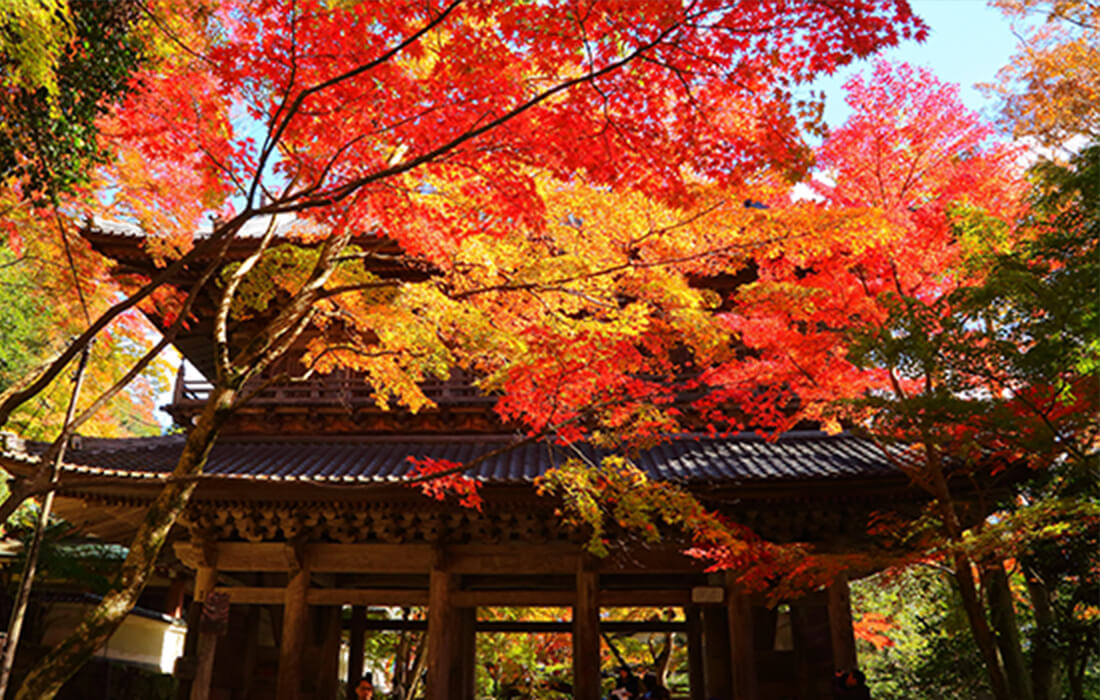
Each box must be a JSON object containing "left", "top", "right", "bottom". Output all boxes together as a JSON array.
[
  {"left": 34, "top": 592, "right": 181, "bottom": 624},
  {"left": 88, "top": 213, "right": 323, "bottom": 241},
  {"left": 10, "top": 431, "right": 900, "bottom": 486}
]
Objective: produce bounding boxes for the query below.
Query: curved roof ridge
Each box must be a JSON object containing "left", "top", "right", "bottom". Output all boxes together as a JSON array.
[{"left": 4, "top": 430, "right": 902, "bottom": 487}]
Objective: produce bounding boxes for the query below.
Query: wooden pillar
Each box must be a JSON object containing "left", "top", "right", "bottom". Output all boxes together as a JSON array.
[
  {"left": 163, "top": 575, "right": 188, "bottom": 619},
  {"left": 190, "top": 564, "right": 219, "bottom": 700},
  {"left": 685, "top": 605, "right": 706, "bottom": 700},
  {"left": 790, "top": 601, "right": 814, "bottom": 696},
  {"left": 426, "top": 557, "right": 458, "bottom": 700},
  {"left": 346, "top": 605, "right": 367, "bottom": 700},
  {"left": 317, "top": 607, "right": 343, "bottom": 700},
  {"left": 240, "top": 607, "right": 261, "bottom": 700},
  {"left": 828, "top": 574, "right": 858, "bottom": 671},
  {"left": 572, "top": 563, "right": 600, "bottom": 700},
  {"left": 457, "top": 607, "right": 477, "bottom": 700},
  {"left": 277, "top": 547, "right": 310, "bottom": 700},
  {"left": 702, "top": 604, "right": 732, "bottom": 700},
  {"left": 726, "top": 574, "right": 758, "bottom": 700}
]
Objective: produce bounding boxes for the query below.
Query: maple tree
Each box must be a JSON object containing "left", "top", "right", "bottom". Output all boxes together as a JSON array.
[
  {"left": 711, "top": 60, "right": 1097, "bottom": 700},
  {"left": 962, "top": 141, "right": 1099, "bottom": 700},
  {"left": 0, "top": 0, "right": 145, "bottom": 199},
  {"left": 0, "top": 2, "right": 933, "bottom": 697},
  {"left": 547, "top": 59, "right": 1100, "bottom": 700},
  {"left": 0, "top": 0, "right": 204, "bottom": 442},
  {"left": 983, "top": 0, "right": 1099, "bottom": 150},
  {"left": 0, "top": 202, "right": 172, "bottom": 441},
  {"left": 850, "top": 567, "right": 991, "bottom": 698}
]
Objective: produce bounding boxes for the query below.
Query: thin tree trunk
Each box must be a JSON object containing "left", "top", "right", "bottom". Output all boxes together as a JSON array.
[
  {"left": 653, "top": 632, "right": 674, "bottom": 685},
  {"left": 921, "top": 439, "right": 1012, "bottom": 700},
  {"left": 950, "top": 555, "right": 1011, "bottom": 700},
  {"left": 0, "top": 346, "right": 91, "bottom": 698},
  {"left": 982, "top": 562, "right": 1032, "bottom": 700},
  {"left": 12, "top": 385, "right": 237, "bottom": 700},
  {"left": 1066, "top": 629, "right": 1094, "bottom": 700},
  {"left": 1023, "top": 568, "right": 1060, "bottom": 700},
  {"left": 0, "top": 221, "right": 240, "bottom": 428},
  {"left": 406, "top": 632, "right": 427, "bottom": 700},
  {"left": 393, "top": 627, "right": 409, "bottom": 696}
]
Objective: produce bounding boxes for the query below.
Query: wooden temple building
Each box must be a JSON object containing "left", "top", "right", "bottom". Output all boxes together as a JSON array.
[{"left": 0, "top": 223, "right": 928, "bottom": 699}]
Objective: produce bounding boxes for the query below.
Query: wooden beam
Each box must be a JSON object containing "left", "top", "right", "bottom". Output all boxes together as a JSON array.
[
  {"left": 451, "top": 588, "right": 698, "bottom": 608},
  {"left": 214, "top": 587, "right": 285, "bottom": 605},
  {"left": 276, "top": 559, "right": 310, "bottom": 700},
  {"left": 211, "top": 586, "right": 691, "bottom": 608},
  {"left": 174, "top": 541, "right": 705, "bottom": 576},
  {"left": 447, "top": 545, "right": 579, "bottom": 574},
  {"left": 454, "top": 588, "right": 693, "bottom": 607},
  {"left": 176, "top": 542, "right": 434, "bottom": 573},
  {"left": 452, "top": 589, "right": 573, "bottom": 607},
  {"left": 306, "top": 542, "right": 434, "bottom": 573},
  {"left": 828, "top": 574, "right": 857, "bottom": 671},
  {"left": 309, "top": 588, "right": 429, "bottom": 607},
  {"left": 572, "top": 563, "right": 600, "bottom": 700},
  {"left": 600, "top": 589, "right": 693, "bottom": 607},
  {"left": 213, "top": 586, "right": 429, "bottom": 606},
  {"left": 349, "top": 619, "right": 689, "bottom": 634},
  {"left": 726, "top": 574, "right": 758, "bottom": 700}
]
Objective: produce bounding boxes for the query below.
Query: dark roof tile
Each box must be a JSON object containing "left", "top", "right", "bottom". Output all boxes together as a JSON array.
[{"left": 14, "top": 431, "right": 899, "bottom": 486}]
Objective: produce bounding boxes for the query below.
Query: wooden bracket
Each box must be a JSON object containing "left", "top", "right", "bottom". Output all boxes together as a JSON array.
[
  {"left": 431, "top": 544, "right": 450, "bottom": 573},
  {"left": 199, "top": 540, "right": 219, "bottom": 570},
  {"left": 284, "top": 538, "right": 306, "bottom": 574}
]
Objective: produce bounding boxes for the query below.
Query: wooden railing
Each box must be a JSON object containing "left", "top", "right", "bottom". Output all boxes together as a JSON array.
[{"left": 171, "top": 369, "right": 495, "bottom": 407}]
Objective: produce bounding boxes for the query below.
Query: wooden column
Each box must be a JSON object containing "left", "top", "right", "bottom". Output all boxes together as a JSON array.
[
  {"left": 685, "top": 605, "right": 706, "bottom": 700},
  {"left": 346, "top": 605, "right": 367, "bottom": 700},
  {"left": 317, "top": 607, "right": 343, "bottom": 700},
  {"left": 457, "top": 607, "right": 477, "bottom": 700},
  {"left": 277, "top": 547, "right": 310, "bottom": 700},
  {"left": 828, "top": 574, "right": 858, "bottom": 671},
  {"left": 163, "top": 575, "right": 188, "bottom": 619},
  {"left": 726, "top": 574, "right": 758, "bottom": 700},
  {"left": 190, "top": 564, "right": 219, "bottom": 700},
  {"left": 702, "top": 604, "right": 732, "bottom": 700},
  {"left": 426, "top": 557, "right": 458, "bottom": 700},
  {"left": 240, "top": 607, "right": 261, "bottom": 700},
  {"left": 572, "top": 563, "right": 600, "bottom": 700}
]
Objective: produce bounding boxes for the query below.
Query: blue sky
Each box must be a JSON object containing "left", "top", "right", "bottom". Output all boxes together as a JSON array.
[{"left": 813, "top": 0, "right": 1022, "bottom": 128}]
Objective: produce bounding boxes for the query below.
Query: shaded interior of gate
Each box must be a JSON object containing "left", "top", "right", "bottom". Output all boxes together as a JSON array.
[{"left": 169, "top": 540, "right": 859, "bottom": 700}]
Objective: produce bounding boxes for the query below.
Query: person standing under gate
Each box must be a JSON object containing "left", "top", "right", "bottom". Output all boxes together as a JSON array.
[{"left": 354, "top": 673, "right": 375, "bottom": 700}]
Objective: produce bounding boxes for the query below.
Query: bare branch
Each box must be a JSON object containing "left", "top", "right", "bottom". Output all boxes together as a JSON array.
[
  {"left": 0, "top": 214, "right": 247, "bottom": 429},
  {"left": 214, "top": 214, "right": 282, "bottom": 382},
  {"left": 249, "top": 0, "right": 465, "bottom": 207}
]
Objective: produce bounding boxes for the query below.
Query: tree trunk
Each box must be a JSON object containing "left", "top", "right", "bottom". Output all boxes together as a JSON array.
[
  {"left": 1023, "top": 569, "right": 1059, "bottom": 700},
  {"left": 12, "top": 385, "right": 236, "bottom": 700},
  {"left": 951, "top": 554, "right": 1012, "bottom": 700},
  {"left": 922, "top": 443, "right": 1012, "bottom": 700},
  {"left": 982, "top": 562, "right": 1032, "bottom": 700},
  {"left": 652, "top": 631, "right": 673, "bottom": 684},
  {"left": 1066, "top": 629, "right": 1094, "bottom": 700},
  {"left": 405, "top": 632, "right": 427, "bottom": 700}
]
